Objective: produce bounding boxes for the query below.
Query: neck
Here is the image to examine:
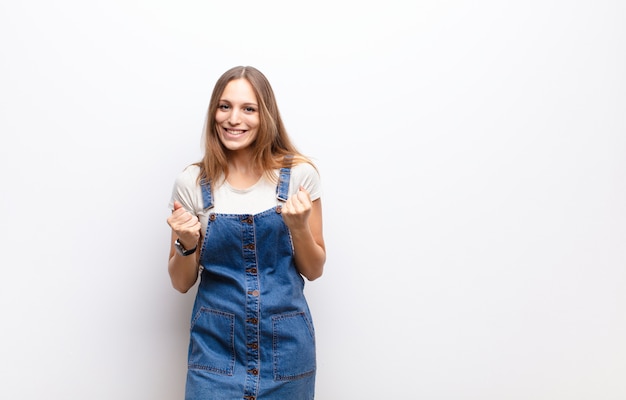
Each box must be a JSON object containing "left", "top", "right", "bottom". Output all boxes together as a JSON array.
[{"left": 226, "top": 150, "right": 262, "bottom": 188}]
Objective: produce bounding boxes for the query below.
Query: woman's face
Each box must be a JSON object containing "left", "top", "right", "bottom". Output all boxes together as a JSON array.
[{"left": 215, "top": 78, "right": 260, "bottom": 152}]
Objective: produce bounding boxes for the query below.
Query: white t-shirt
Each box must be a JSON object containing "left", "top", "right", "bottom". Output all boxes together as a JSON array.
[{"left": 168, "top": 162, "right": 322, "bottom": 233}]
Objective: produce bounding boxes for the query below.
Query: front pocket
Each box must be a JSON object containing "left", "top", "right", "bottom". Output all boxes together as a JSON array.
[
  {"left": 272, "top": 311, "right": 316, "bottom": 381},
  {"left": 188, "top": 307, "right": 235, "bottom": 376}
]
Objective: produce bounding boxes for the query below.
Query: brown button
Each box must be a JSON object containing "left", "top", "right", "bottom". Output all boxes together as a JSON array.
[
  {"left": 243, "top": 217, "right": 253, "bottom": 224},
  {"left": 245, "top": 243, "right": 255, "bottom": 250},
  {"left": 248, "top": 368, "right": 259, "bottom": 376},
  {"left": 246, "top": 318, "right": 258, "bottom": 324},
  {"left": 276, "top": 205, "right": 282, "bottom": 214},
  {"left": 247, "top": 343, "right": 258, "bottom": 349},
  {"left": 244, "top": 396, "right": 256, "bottom": 400},
  {"left": 249, "top": 290, "right": 260, "bottom": 297},
  {"left": 209, "top": 213, "right": 216, "bottom": 221},
  {"left": 246, "top": 267, "right": 257, "bottom": 274}
]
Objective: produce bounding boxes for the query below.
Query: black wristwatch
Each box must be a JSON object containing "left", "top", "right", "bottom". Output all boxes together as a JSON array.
[{"left": 174, "top": 238, "right": 197, "bottom": 256}]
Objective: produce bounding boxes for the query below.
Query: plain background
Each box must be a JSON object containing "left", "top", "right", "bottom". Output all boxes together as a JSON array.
[{"left": 1, "top": 1, "right": 625, "bottom": 399}]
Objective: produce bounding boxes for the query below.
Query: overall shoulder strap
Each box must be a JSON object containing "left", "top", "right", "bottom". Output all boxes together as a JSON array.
[
  {"left": 200, "top": 178, "right": 214, "bottom": 210},
  {"left": 276, "top": 155, "right": 294, "bottom": 202}
]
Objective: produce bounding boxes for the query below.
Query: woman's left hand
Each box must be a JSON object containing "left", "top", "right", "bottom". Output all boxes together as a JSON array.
[{"left": 281, "top": 186, "right": 312, "bottom": 231}]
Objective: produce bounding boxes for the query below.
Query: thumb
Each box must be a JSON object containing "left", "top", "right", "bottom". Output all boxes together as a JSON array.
[
  {"left": 299, "top": 186, "right": 310, "bottom": 196},
  {"left": 173, "top": 200, "right": 183, "bottom": 211}
]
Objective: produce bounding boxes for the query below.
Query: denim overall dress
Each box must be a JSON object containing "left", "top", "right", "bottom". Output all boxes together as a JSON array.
[{"left": 185, "top": 163, "right": 316, "bottom": 400}]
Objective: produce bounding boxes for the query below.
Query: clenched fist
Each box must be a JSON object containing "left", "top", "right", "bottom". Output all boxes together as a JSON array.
[
  {"left": 281, "top": 186, "right": 312, "bottom": 232},
  {"left": 167, "top": 201, "right": 202, "bottom": 249}
]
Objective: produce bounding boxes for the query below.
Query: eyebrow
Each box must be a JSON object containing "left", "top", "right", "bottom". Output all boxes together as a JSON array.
[{"left": 219, "top": 99, "right": 259, "bottom": 108}]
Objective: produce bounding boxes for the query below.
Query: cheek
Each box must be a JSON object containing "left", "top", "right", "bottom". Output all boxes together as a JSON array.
[
  {"left": 214, "top": 112, "right": 226, "bottom": 124},
  {"left": 245, "top": 115, "right": 260, "bottom": 128}
]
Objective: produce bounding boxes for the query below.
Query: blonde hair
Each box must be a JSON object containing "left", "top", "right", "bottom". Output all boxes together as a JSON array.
[{"left": 196, "top": 66, "right": 311, "bottom": 186}]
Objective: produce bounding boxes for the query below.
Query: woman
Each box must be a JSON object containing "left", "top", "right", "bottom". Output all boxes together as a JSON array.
[{"left": 167, "top": 66, "right": 326, "bottom": 400}]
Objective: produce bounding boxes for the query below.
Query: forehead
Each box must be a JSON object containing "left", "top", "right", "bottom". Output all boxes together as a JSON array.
[{"left": 221, "top": 78, "right": 257, "bottom": 103}]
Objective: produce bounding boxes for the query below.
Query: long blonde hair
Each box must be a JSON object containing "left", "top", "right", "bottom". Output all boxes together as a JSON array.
[{"left": 196, "top": 66, "right": 311, "bottom": 185}]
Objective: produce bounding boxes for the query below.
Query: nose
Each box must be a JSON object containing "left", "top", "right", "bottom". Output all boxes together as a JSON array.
[{"left": 228, "top": 109, "right": 240, "bottom": 125}]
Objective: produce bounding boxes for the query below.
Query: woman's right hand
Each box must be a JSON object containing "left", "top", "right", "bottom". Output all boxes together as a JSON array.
[{"left": 167, "top": 200, "right": 201, "bottom": 249}]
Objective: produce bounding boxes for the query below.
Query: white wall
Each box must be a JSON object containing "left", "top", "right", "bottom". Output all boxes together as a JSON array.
[{"left": 1, "top": 1, "right": 625, "bottom": 399}]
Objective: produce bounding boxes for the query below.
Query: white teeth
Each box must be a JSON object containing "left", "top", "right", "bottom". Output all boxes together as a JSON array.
[{"left": 227, "top": 129, "right": 245, "bottom": 135}]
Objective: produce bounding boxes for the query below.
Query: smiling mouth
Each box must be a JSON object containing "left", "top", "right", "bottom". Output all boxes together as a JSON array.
[{"left": 225, "top": 128, "right": 246, "bottom": 136}]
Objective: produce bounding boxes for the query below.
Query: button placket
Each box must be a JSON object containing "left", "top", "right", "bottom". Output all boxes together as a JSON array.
[{"left": 241, "top": 214, "right": 261, "bottom": 396}]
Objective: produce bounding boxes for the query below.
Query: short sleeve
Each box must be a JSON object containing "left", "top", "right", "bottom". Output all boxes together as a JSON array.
[
  {"left": 289, "top": 162, "right": 322, "bottom": 201},
  {"left": 167, "top": 165, "right": 202, "bottom": 215}
]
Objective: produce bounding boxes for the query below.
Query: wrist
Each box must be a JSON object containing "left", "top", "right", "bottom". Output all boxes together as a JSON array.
[{"left": 175, "top": 238, "right": 197, "bottom": 256}]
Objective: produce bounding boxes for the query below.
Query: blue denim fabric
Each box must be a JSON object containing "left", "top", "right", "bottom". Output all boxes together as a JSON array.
[{"left": 185, "top": 163, "right": 316, "bottom": 400}]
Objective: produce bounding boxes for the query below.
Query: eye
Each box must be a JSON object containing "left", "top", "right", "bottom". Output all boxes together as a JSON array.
[
  {"left": 218, "top": 104, "right": 230, "bottom": 110},
  {"left": 244, "top": 106, "right": 257, "bottom": 113}
]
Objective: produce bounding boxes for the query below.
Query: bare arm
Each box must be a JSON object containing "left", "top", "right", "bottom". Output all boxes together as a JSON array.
[{"left": 281, "top": 187, "right": 326, "bottom": 281}]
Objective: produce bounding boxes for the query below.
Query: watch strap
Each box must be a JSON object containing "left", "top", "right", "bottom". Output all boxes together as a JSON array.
[{"left": 175, "top": 238, "right": 197, "bottom": 256}]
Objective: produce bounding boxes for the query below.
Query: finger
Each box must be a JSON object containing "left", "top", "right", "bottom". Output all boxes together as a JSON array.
[
  {"left": 178, "top": 214, "right": 200, "bottom": 230},
  {"left": 295, "top": 190, "right": 311, "bottom": 207},
  {"left": 183, "top": 216, "right": 201, "bottom": 230},
  {"left": 298, "top": 186, "right": 310, "bottom": 197},
  {"left": 173, "top": 200, "right": 183, "bottom": 211},
  {"left": 168, "top": 210, "right": 198, "bottom": 231}
]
